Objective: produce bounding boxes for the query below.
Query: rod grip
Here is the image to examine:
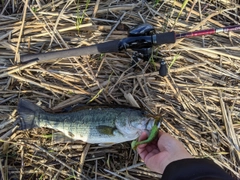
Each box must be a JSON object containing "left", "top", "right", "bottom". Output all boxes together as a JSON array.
[
  {"left": 155, "top": 32, "right": 176, "bottom": 45},
  {"left": 20, "top": 40, "right": 120, "bottom": 63}
]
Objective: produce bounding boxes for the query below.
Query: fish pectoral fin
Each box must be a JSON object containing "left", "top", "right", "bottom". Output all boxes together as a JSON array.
[
  {"left": 96, "top": 125, "right": 116, "bottom": 135},
  {"left": 98, "top": 143, "right": 115, "bottom": 147}
]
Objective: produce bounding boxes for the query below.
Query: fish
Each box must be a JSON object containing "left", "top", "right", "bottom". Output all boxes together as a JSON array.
[{"left": 17, "top": 99, "right": 155, "bottom": 145}]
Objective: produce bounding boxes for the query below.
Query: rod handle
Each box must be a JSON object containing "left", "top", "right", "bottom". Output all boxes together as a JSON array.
[
  {"left": 155, "top": 32, "right": 176, "bottom": 45},
  {"left": 20, "top": 40, "right": 120, "bottom": 63}
]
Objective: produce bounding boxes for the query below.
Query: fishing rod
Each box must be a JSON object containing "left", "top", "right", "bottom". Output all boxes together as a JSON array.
[{"left": 20, "top": 24, "right": 240, "bottom": 76}]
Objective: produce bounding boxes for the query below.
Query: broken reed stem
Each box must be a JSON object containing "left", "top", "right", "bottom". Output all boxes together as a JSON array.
[
  {"left": 79, "top": 144, "right": 90, "bottom": 174},
  {"left": 33, "top": 143, "right": 87, "bottom": 179},
  {"left": 14, "top": 0, "right": 29, "bottom": 64},
  {"left": 0, "top": 61, "right": 38, "bottom": 78}
]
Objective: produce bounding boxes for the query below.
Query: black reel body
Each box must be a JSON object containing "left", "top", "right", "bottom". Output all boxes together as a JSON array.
[{"left": 121, "top": 23, "right": 168, "bottom": 77}]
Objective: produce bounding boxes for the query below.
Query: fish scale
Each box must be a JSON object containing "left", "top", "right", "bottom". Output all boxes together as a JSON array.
[
  {"left": 18, "top": 99, "right": 155, "bottom": 145},
  {"left": 40, "top": 109, "right": 118, "bottom": 138}
]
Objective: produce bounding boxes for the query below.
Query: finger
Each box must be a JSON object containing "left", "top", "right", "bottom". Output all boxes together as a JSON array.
[
  {"left": 158, "top": 130, "right": 165, "bottom": 138},
  {"left": 137, "top": 147, "right": 148, "bottom": 160},
  {"left": 138, "top": 131, "right": 148, "bottom": 141},
  {"left": 137, "top": 143, "right": 159, "bottom": 160},
  {"left": 136, "top": 131, "right": 149, "bottom": 150},
  {"left": 138, "top": 130, "right": 160, "bottom": 151},
  {"left": 138, "top": 145, "right": 161, "bottom": 164},
  {"left": 137, "top": 143, "right": 147, "bottom": 152}
]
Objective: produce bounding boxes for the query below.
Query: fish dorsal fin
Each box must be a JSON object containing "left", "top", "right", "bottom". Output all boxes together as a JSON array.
[
  {"left": 60, "top": 103, "right": 143, "bottom": 113},
  {"left": 96, "top": 125, "right": 116, "bottom": 135}
]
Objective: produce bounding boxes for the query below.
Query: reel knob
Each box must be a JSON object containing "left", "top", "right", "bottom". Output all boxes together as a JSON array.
[{"left": 159, "top": 59, "right": 168, "bottom": 77}]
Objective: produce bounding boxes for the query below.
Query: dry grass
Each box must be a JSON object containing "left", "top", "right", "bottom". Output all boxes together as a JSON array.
[{"left": 0, "top": 0, "right": 240, "bottom": 179}]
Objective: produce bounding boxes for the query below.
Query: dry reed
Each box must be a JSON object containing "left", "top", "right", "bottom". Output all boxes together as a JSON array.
[{"left": 0, "top": 0, "right": 239, "bottom": 179}]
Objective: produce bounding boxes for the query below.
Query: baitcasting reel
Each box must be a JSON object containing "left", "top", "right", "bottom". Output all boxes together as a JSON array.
[{"left": 122, "top": 23, "right": 168, "bottom": 77}]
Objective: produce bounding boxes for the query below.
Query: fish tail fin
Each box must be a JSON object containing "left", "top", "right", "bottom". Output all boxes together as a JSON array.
[{"left": 17, "top": 99, "right": 42, "bottom": 130}]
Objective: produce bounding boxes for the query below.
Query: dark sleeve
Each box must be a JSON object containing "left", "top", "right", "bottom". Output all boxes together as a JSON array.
[{"left": 161, "top": 158, "right": 234, "bottom": 180}]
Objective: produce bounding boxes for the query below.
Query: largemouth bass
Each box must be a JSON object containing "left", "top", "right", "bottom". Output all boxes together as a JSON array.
[{"left": 17, "top": 99, "right": 155, "bottom": 145}]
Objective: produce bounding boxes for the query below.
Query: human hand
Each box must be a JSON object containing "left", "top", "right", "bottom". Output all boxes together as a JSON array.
[{"left": 137, "top": 131, "right": 192, "bottom": 174}]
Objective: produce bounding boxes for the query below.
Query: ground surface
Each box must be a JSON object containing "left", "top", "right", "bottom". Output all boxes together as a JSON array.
[{"left": 0, "top": 0, "right": 239, "bottom": 179}]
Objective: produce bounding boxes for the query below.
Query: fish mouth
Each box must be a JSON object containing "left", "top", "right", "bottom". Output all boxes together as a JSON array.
[{"left": 146, "top": 119, "right": 155, "bottom": 131}]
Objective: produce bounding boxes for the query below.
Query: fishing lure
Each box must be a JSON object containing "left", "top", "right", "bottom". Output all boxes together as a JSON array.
[{"left": 131, "top": 118, "right": 161, "bottom": 150}]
